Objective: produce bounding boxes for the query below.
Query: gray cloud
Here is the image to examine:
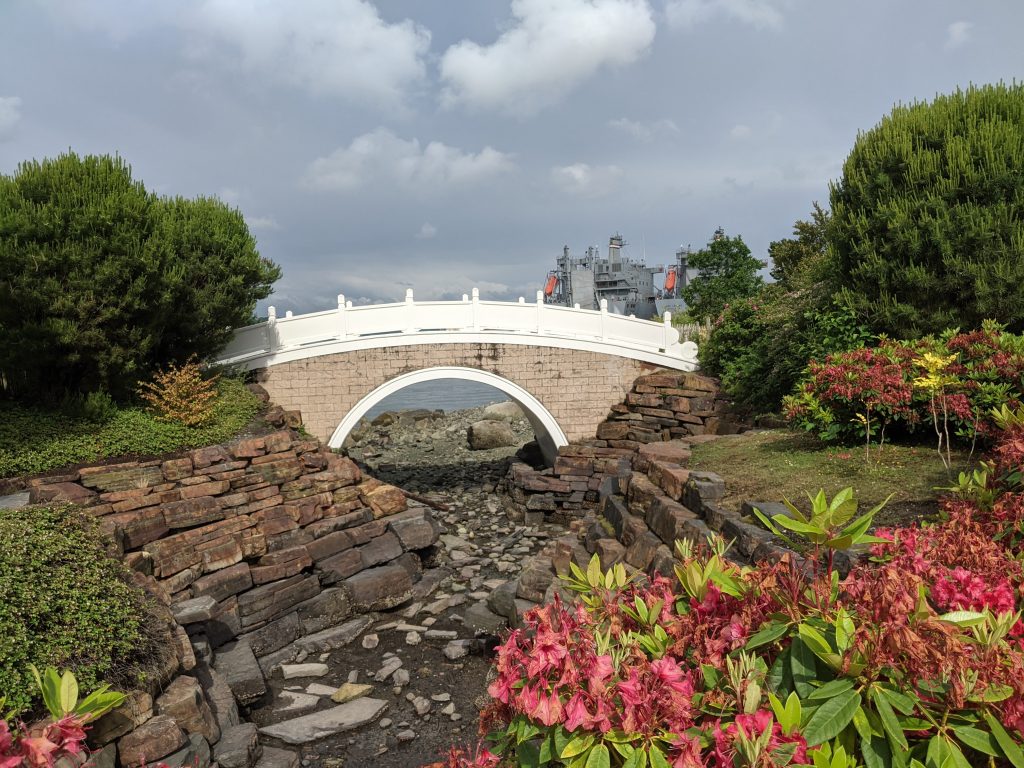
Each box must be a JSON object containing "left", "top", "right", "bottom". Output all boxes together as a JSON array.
[
  {"left": 0, "top": 96, "right": 21, "bottom": 140},
  {"left": 440, "top": 0, "right": 657, "bottom": 115}
]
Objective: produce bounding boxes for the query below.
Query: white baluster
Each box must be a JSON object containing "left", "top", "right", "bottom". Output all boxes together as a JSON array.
[
  {"left": 266, "top": 306, "right": 277, "bottom": 352},
  {"left": 336, "top": 294, "right": 348, "bottom": 339},
  {"left": 285, "top": 310, "right": 293, "bottom": 318},
  {"left": 663, "top": 312, "right": 674, "bottom": 352},
  {"left": 404, "top": 288, "right": 416, "bottom": 334},
  {"left": 471, "top": 287, "right": 480, "bottom": 331},
  {"left": 518, "top": 296, "right": 525, "bottom": 304},
  {"left": 574, "top": 303, "right": 580, "bottom": 310},
  {"left": 535, "top": 290, "right": 545, "bottom": 335},
  {"left": 599, "top": 298, "right": 609, "bottom": 341}
]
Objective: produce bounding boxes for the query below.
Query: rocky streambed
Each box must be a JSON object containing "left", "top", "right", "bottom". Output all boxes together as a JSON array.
[{"left": 247, "top": 405, "right": 559, "bottom": 767}]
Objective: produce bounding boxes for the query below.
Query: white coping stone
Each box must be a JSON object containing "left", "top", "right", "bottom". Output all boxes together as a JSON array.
[{"left": 258, "top": 698, "right": 388, "bottom": 744}]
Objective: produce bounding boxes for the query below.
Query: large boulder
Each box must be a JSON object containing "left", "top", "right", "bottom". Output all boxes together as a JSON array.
[
  {"left": 483, "top": 401, "right": 523, "bottom": 421},
  {"left": 467, "top": 420, "right": 518, "bottom": 450}
]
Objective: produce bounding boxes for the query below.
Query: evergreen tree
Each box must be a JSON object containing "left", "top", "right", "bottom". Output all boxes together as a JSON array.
[
  {"left": 0, "top": 152, "right": 281, "bottom": 401},
  {"left": 681, "top": 228, "right": 765, "bottom": 321},
  {"left": 829, "top": 82, "right": 1024, "bottom": 337},
  {"left": 768, "top": 202, "right": 830, "bottom": 287}
]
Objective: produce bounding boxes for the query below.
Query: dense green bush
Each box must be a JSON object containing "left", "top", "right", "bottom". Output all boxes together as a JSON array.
[
  {"left": 0, "top": 152, "right": 281, "bottom": 402},
  {"left": 700, "top": 209, "right": 870, "bottom": 414},
  {"left": 830, "top": 82, "right": 1024, "bottom": 337},
  {"left": 681, "top": 228, "right": 765, "bottom": 322},
  {"left": 0, "top": 377, "right": 261, "bottom": 478},
  {"left": 784, "top": 323, "right": 1024, "bottom": 444},
  {"left": 0, "top": 506, "right": 154, "bottom": 714}
]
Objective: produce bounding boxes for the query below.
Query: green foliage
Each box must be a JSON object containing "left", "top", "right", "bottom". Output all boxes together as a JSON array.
[
  {"left": 829, "top": 82, "right": 1024, "bottom": 337},
  {"left": 753, "top": 487, "right": 891, "bottom": 551},
  {"left": 0, "top": 377, "right": 260, "bottom": 478},
  {"left": 0, "top": 506, "right": 154, "bottom": 715},
  {"left": 768, "top": 203, "right": 831, "bottom": 287},
  {"left": 680, "top": 228, "right": 766, "bottom": 322},
  {"left": 0, "top": 151, "right": 281, "bottom": 402},
  {"left": 29, "top": 665, "right": 125, "bottom": 722},
  {"left": 700, "top": 208, "right": 871, "bottom": 414}
]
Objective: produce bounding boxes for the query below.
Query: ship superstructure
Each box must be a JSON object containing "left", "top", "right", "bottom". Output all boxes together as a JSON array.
[{"left": 543, "top": 235, "right": 691, "bottom": 320}]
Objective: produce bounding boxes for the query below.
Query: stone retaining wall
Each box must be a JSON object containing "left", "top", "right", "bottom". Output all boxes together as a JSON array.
[
  {"left": 504, "top": 369, "right": 734, "bottom": 521},
  {"left": 27, "top": 428, "right": 441, "bottom": 768}
]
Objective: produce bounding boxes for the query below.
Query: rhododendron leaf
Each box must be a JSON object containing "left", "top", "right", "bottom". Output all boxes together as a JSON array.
[
  {"left": 797, "top": 624, "right": 833, "bottom": 656},
  {"left": 701, "top": 664, "right": 721, "bottom": 690},
  {"left": 586, "top": 555, "right": 602, "bottom": 588},
  {"left": 836, "top": 512, "right": 873, "bottom": 542},
  {"left": 852, "top": 705, "right": 874, "bottom": 743},
  {"left": 59, "top": 671, "right": 78, "bottom": 715},
  {"left": 708, "top": 570, "right": 744, "bottom": 598},
  {"left": 790, "top": 638, "right": 818, "bottom": 699},
  {"left": 754, "top": 508, "right": 789, "bottom": 541},
  {"left": 877, "top": 686, "right": 916, "bottom": 715},
  {"left": 827, "top": 487, "right": 858, "bottom": 528},
  {"left": 860, "top": 735, "right": 892, "bottom": 768},
  {"left": 538, "top": 734, "right": 555, "bottom": 764},
  {"left": 647, "top": 745, "right": 670, "bottom": 768},
  {"left": 561, "top": 734, "right": 594, "bottom": 759},
  {"left": 869, "top": 688, "right": 907, "bottom": 750},
  {"left": 971, "top": 684, "right": 1013, "bottom": 703},
  {"left": 782, "top": 497, "right": 808, "bottom": 524},
  {"left": 808, "top": 678, "right": 855, "bottom": 701},
  {"left": 834, "top": 611, "right": 855, "bottom": 653},
  {"left": 585, "top": 744, "right": 610, "bottom": 768},
  {"left": 622, "top": 749, "right": 647, "bottom": 768},
  {"left": 745, "top": 621, "right": 790, "bottom": 651},
  {"left": 943, "top": 739, "right": 973, "bottom": 768},
  {"left": 516, "top": 740, "right": 540, "bottom": 767},
  {"left": 773, "top": 516, "right": 827, "bottom": 540},
  {"left": 925, "top": 734, "right": 950, "bottom": 768},
  {"left": 982, "top": 711, "right": 1024, "bottom": 768},
  {"left": 766, "top": 647, "right": 792, "bottom": 694},
  {"left": 801, "top": 690, "right": 861, "bottom": 746},
  {"left": 553, "top": 727, "right": 572, "bottom": 757},
  {"left": 937, "top": 610, "right": 987, "bottom": 627},
  {"left": 951, "top": 726, "right": 1000, "bottom": 757}
]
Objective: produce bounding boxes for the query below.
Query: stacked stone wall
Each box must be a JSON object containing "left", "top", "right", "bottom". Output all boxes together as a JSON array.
[
  {"left": 505, "top": 369, "right": 734, "bottom": 520},
  {"left": 27, "top": 428, "right": 440, "bottom": 768}
]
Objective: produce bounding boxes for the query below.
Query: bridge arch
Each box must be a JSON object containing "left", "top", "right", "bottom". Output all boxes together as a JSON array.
[{"left": 328, "top": 366, "right": 568, "bottom": 463}]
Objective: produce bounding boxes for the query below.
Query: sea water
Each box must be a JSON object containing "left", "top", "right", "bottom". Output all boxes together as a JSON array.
[{"left": 363, "top": 379, "right": 509, "bottom": 419}]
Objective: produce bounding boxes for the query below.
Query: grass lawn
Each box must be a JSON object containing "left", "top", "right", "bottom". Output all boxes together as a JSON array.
[
  {"left": 689, "top": 429, "right": 974, "bottom": 528},
  {"left": 0, "top": 378, "right": 263, "bottom": 483}
]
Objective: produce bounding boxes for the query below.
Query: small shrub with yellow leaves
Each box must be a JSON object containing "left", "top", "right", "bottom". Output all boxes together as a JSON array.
[{"left": 137, "top": 359, "right": 219, "bottom": 427}]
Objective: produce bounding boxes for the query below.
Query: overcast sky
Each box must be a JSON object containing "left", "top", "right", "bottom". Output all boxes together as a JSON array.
[{"left": 1, "top": 1, "right": 1022, "bottom": 313}]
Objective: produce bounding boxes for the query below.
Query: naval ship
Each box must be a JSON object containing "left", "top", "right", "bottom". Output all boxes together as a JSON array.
[{"left": 542, "top": 234, "right": 691, "bottom": 320}]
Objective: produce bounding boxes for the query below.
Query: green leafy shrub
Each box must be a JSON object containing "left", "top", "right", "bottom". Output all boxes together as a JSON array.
[
  {"left": 784, "top": 323, "right": 1024, "bottom": 446},
  {"left": 0, "top": 506, "right": 155, "bottom": 715},
  {"left": 137, "top": 359, "right": 219, "bottom": 427},
  {"left": 700, "top": 296, "right": 870, "bottom": 415},
  {"left": 0, "top": 151, "right": 281, "bottom": 402},
  {"left": 829, "top": 82, "right": 1024, "bottom": 337},
  {"left": 0, "top": 377, "right": 260, "bottom": 479}
]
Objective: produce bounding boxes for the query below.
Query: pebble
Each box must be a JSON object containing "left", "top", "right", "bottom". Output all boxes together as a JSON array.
[
  {"left": 431, "top": 693, "right": 452, "bottom": 702},
  {"left": 397, "top": 730, "right": 416, "bottom": 742},
  {"left": 424, "top": 629, "right": 458, "bottom": 640},
  {"left": 392, "top": 669, "right": 410, "bottom": 687},
  {"left": 405, "top": 631, "right": 421, "bottom": 646},
  {"left": 373, "top": 657, "right": 403, "bottom": 682},
  {"left": 362, "top": 634, "right": 380, "bottom": 649},
  {"left": 443, "top": 640, "right": 472, "bottom": 660},
  {"left": 379, "top": 718, "right": 393, "bottom": 729}
]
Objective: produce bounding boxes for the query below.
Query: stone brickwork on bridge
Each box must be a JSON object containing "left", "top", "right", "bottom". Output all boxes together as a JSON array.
[{"left": 253, "top": 343, "right": 655, "bottom": 445}]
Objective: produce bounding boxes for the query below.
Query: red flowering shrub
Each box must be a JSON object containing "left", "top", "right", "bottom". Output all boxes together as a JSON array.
[
  {"left": 784, "top": 322, "right": 1024, "bottom": 444},
  {"left": 444, "top": 415, "right": 1024, "bottom": 768}
]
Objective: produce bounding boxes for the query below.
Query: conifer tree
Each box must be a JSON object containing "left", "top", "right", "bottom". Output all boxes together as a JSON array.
[
  {"left": 0, "top": 152, "right": 281, "bottom": 401},
  {"left": 829, "top": 82, "right": 1024, "bottom": 337}
]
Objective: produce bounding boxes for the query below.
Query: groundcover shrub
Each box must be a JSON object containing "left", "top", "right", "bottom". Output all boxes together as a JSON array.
[
  {"left": 0, "top": 505, "right": 157, "bottom": 715},
  {"left": 784, "top": 323, "right": 1024, "bottom": 446},
  {"left": 0, "top": 377, "right": 260, "bottom": 479},
  {"left": 442, "top": 415, "right": 1024, "bottom": 768}
]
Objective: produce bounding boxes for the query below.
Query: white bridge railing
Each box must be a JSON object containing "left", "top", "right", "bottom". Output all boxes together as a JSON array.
[{"left": 215, "top": 288, "right": 699, "bottom": 369}]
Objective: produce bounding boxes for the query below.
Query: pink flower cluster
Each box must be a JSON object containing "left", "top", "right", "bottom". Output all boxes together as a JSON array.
[{"left": 0, "top": 716, "right": 87, "bottom": 768}]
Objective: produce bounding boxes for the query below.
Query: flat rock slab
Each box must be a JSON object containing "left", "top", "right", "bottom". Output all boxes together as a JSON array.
[
  {"left": 331, "top": 682, "right": 373, "bottom": 704},
  {"left": 258, "top": 698, "right": 388, "bottom": 744},
  {"left": 213, "top": 641, "right": 267, "bottom": 705},
  {"left": 280, "top": 663, "right": 328, "bottom": 679},
  {"left": 255, "top": 747, "right": 300, "bottom": 768},
  {"left": 0, "top": 491, "right": 30, "bottom": 510}
]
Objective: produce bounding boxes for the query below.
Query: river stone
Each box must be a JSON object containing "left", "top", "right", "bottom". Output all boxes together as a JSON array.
[
  {"left": 331, "top": 682, "right": 374, "bottom": 704},
  {"left": 256, "top": 747, "right": 300, "bottom": 768},
  {"left": 482, "top": 401, "right": 522, "bottom": 421},
  {"left": 214, "top": 723, "right": 261, "bottom": 768},
  {"left": 467, "top": 420, "right": 517, "bottom": 450},
  {"left": 258, "top": 699, "right": 388, "bottom": 744}
]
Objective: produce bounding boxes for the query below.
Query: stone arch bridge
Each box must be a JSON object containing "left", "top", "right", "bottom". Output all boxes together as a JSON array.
[{"left": 215, "top": 290, "right": 699, "bottom": 462}]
